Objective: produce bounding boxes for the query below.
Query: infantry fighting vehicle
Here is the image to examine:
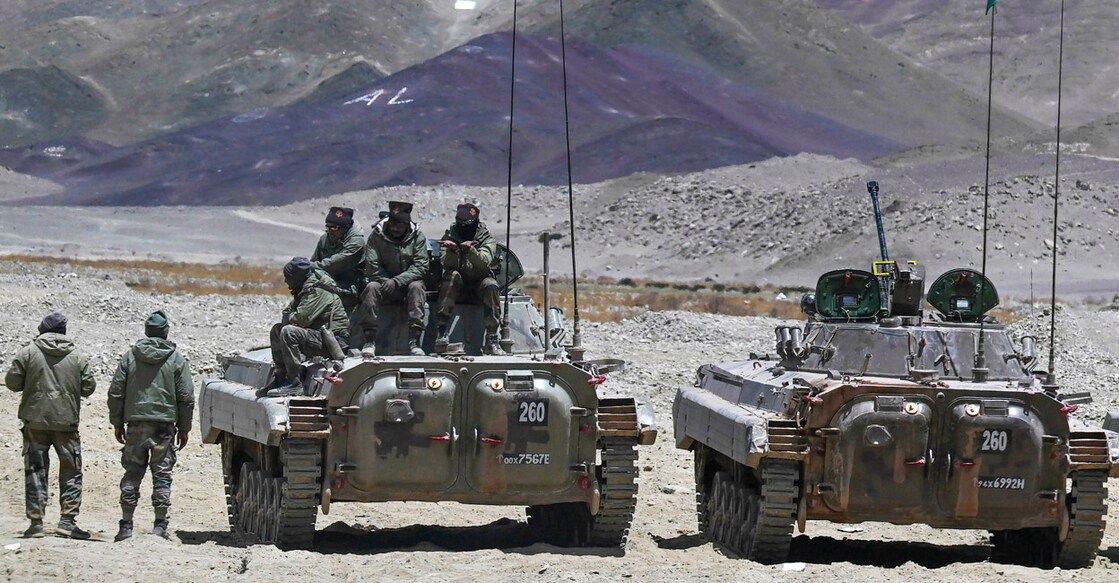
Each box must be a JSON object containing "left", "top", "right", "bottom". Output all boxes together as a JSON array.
[
  {"left": 674, "top": 261, "right": 1119, "bottom": 567},
  {"left": 199, "top": 242, "right": 657, "bottom": 549}
]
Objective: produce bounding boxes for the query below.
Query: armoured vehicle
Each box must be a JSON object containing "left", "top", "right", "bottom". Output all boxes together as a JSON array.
[
  {"left": 674, "top": 261, "right": 1119, "bottom": 567},
  {"left": 199, "top": 242, "right": 657, "bottom": 549}
]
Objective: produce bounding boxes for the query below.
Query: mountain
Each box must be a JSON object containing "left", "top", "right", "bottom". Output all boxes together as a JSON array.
[
  {"left": 817, "top": 0, "right": 1119, "bottom": 127},
  {"left": 0, "top": 34, "right": 900, "bottom": 206}
]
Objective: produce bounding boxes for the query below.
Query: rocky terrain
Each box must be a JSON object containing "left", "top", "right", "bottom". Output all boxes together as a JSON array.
[
  {"left": 2, "top": 151, "right": 1117, "bottom": 298},
  {"left": 0, "top": 258, "right": 1117, "bottom": 581}
]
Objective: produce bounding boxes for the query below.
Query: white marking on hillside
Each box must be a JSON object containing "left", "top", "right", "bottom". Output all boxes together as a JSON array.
[
  {"left": 345, "top": 87, "right": 414, "bottom": 107},
  {"left": 230, "top": 210, "right": 321, "bottom": 235},
  {"left": 455, "top": 1, "right": 477, "bottom": 9}
]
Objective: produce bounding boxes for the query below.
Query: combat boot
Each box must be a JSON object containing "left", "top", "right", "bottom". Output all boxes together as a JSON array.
[
  {"left": 56, "top": 515, "right": 91, "bottom": 540},
  {"left": 407, "top": 328, "right": 425, "bottom": 356},
  {"left": 266, "top": 378, "right": 304, "bottom": 398},
  {"left": 433, "top": 319, "right": 450, "bottom": 354},
  {"left": 152, "top": 519, "right": 170, "bottom": 540},
  {"left": 114, "top": 520, "right": 133, "bottom": 542},
  {"left": 23, "top": 520, "right": 44, "bottom": 538},
  {"left": 483, "top": 333, "right": 502, "bottom": 355}
]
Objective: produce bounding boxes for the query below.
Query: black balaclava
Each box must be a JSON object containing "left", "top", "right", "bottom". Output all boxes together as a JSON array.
[{"left": 455, "top": 203, "right": 480, "bottom": 240}]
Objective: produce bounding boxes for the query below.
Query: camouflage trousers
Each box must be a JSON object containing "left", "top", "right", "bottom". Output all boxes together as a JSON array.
[
  {"left": 437, "top": 271, "right": 500, "bottom": 335},
  {"left": 269, "top": 323, "right": 331, "bottom": 381},
  {"left": 119, "top": 421, "right": 177, "bottom": 510},
  {"left": 349, "top": 279, "right": 427, "bottom": 346},
  {"left": 23, "top": 427, "right": 83, "bottom": 520}
]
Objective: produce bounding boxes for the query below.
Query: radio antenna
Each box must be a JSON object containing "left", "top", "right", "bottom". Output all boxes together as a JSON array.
[
  {"left": 1045, "top": 0, "right": 1067, "bottom": 387},
  {"left": 558, "top": 0, "right": 585, "bottom": 361},
  {"left": 498, "top": 0, "right": 521, "bottom": 352},
  {"left": 973, "top": 0, "right": 998, "bottom": 382}
]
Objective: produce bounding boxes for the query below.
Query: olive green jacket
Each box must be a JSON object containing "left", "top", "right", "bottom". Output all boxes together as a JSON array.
[
  {"left": 441, "top": 221, "right": 497, "bottom": 282},
  {"left": 108, "top": 337, "right": 194, "bottom": 431},
  {"left": 5, "top": 333, "right": 95, "bottom": 431},
  {"left": 311, "top": 223, "right": 366, "bottom": 292},
  {"left": 365, "top": 218, "right": 430, "bottom": 286},
  {"left": 284, "top": 269, "right": 349, "bottom": 343}
]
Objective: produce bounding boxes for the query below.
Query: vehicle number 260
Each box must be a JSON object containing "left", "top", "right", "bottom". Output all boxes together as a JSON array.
[
  {"left": 980, "top": 429, "right": 1010, "bottom": 452},
  {"left": 518, "top": 399, "right": 548, "bottom": 425}
]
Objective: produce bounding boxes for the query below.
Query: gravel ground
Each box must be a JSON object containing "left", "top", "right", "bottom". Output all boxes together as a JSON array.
[{"left": 0, "top": 260, "right": 1117, "bottom": 581}]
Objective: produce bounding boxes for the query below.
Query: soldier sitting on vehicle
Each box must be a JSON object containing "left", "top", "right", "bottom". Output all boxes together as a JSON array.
[
  {"left": 435, "top": 203, "right": 501, "bottom": 355},
  {"left": 310, "top": 206, "right": 365, "bottom": 313},
  {"left": 350, "top": 201, "right": 430, "bottom": 357},
  {"left": 266, "top": 257, "right": 349, "bottom": 397}
]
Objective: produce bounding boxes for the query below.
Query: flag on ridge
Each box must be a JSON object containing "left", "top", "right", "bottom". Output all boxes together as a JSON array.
[{"left": 986, "top": 0, "right": 997, "bottom": 14}]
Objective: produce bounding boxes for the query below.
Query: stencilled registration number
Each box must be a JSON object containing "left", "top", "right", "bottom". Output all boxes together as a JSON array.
[
  {"left": 502, "top": 453, "right": 551, "bottom": 465},
  {"left": 978, "top": 476, "right": 1025, "bottom": 490}
]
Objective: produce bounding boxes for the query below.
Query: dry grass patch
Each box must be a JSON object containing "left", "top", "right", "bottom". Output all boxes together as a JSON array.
[{"left": 0, "top": 254, "right": 286, "bottom": 296}]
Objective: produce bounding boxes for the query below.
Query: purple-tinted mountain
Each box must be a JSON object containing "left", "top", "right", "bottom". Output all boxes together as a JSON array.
[{"left": 1, "top": 33, "right": 901, "bottom": 206}]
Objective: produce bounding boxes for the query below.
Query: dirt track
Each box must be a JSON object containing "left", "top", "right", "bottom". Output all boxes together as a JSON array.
[{"left": 0, "top": 261, "right": 1117, "bottom": 582}]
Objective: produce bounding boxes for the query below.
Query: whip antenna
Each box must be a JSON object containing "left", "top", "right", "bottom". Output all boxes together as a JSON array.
[
  {"left": 973, "top": 0, "right": 998, "bottom": 382},
  {"left": 499, "top": 0, "right": 521, "bottom": 352},
  {"left": 559, "top": 0, "right": 584, "bottom": 360},
  {"left": 1046, "top": 0, "right": 1067, "bottom": 387}
]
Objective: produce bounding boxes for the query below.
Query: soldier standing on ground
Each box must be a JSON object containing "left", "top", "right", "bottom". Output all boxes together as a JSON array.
[
  {"left": 310, "top": 206, "right": 366, "bottom": 313},
  {"left": 350, "top": 201, "right": 430, "bottom": 357},
  {"left": 436, "top": 203, "right": 502, "bottom": 354},
  {"left": 108, "top": 310, "right": 195, "bottom": 542},
  {"left": 5, "top": 312, "right": 95, "bottom": 539},
  {"left": 267, "top": 257, "right": 349, "bottom": 396}
]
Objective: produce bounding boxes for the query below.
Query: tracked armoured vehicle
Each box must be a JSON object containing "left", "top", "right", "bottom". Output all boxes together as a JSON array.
[
  {"left": 199, "top": 242, "right": 656, "bottom": 549},
  {"left": 674, "top": 261, "right": 1119, "bottom": 567}
]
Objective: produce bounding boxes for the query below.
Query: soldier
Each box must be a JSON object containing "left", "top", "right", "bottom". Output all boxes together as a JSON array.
[
  {"left": 310, "top": 206, "right": 366, "bottom": 313},
  {"left": 5, "top": 312, "right": 95, "bottom": 539},
  {"left": 350, "top": 201, "right": 430, "bottom": 357},
  {"left": 267, "top": 257, "right": 349, "bottom": 396},
  {"left": 436, "top": 203, "right": 501, "bottom": 354},
  {"left": 108, "top": 310, "right": 195, "bottom": 542}
]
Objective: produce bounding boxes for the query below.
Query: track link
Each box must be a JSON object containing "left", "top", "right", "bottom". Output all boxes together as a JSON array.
[
  {"left": 275, "top": 438, "right": 323, "bottom": 549},
  {"left": 589, "top": 436, "right": 639, "bottom": 546},
  {"left": 1057, "top": 470, "right": 1108, "bottom": 568}
]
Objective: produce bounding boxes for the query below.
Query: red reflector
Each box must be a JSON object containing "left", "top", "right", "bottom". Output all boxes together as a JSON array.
[
  {"left": 1060, "top": 405, "right": 1078, "bottom": 415},
  {"left": 579, "top": 424, "right": 593, "bottom": 434},
  {"left": 1047, "top": 504, "right": 1059, "bottom": 517},
  {"left": 331, "top": 476, "right": 345, "bottom": 490},
  {"left": 802, "top": 395, "right": 822, "bottom": 405},
  {"left": 577, "top": 475, "right": 592, "bottom": 490},
  {"left": 480, "top": 436, "right": 503, "bottom": 445},
  {"left": 959, "top": 461, "right": 975, "bottom": 468},
  {"left": 428, "top": 433, "right": 451, "bottom": 442},
  {"left": 807, "top": 497, "right": 818, "bottom": 509},
  {"left": 587, "top": 376, "right": 607, "bottom": 386},
  {"left": 905, "top": 458, "right": 926, "bottom": 466},
  {"left": 324, "top": 375, "right": 342, "bottom": 384}
]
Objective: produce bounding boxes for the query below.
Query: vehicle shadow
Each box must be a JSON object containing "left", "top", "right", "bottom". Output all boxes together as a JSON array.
[
  {"left": 178, "top": 519, "right": 625, "bottom": 557},
  {"left": 651, "top": 533, "right": 990, "bottom": 568}
]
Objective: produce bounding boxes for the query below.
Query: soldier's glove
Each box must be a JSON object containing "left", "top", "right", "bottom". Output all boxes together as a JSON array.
[
  {"left": 381, "top": 278, "right": 399, "bottom": 296},
  {"left": 113, "top": 426, "right": 125, "bottom": 444}
]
